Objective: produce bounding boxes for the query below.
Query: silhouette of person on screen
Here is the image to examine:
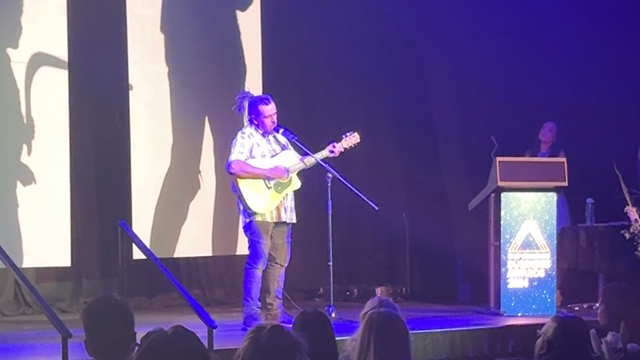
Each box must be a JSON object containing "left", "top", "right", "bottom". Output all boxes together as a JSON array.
[
  {"left": 0, "top": 0, "right": 35, "bottom": 269},
  {"left": 150, "top": 0, "right": 253, "bottom": 257}
]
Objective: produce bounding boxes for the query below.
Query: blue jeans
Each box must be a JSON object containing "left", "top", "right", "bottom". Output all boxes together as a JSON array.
[{"left": 243, "top": 221, "right": 291, "bottom": 316}]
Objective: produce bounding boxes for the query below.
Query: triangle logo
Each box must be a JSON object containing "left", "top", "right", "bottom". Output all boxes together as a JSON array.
[{"left": 508, "top": 219, "right": 550, "bottom": 253}]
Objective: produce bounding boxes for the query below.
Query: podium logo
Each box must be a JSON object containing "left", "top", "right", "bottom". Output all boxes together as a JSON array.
[{"left": 506, "top": 219, "right": 551, "bottom": 289}]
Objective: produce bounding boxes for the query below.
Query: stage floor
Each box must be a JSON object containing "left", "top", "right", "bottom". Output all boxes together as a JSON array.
[{"left": 0, "top": 300, "right": 597, "bottom": 360}]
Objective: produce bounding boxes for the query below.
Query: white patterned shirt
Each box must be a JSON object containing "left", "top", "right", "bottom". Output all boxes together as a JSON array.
[{"left": 228, "top": 124, "right": 299, "bottom": 224}]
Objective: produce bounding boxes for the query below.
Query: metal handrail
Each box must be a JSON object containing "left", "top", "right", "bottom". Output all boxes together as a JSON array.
[
  {"left": 117, "top": 220, "right": 218, "bottom": 350},
  {"left": 0, "top": 245, "right": 73, "bottom": 360}
]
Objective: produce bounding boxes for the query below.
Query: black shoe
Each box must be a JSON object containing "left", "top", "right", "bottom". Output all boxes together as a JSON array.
[{"left": 242, "top": 312, "right": 262, "bottom": 331}]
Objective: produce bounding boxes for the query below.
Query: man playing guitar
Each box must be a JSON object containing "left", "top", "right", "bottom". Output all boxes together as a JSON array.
[{"left": 227, "top": 91, "right": 343, "bottom": 329}]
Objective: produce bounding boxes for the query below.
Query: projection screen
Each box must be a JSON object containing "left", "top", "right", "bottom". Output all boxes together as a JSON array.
[
  {"left": 127, "top": 0, "right": 262, "bottom": 258},
  {"left": 0, "top": 0, "right": 71, "bottom": 268}
]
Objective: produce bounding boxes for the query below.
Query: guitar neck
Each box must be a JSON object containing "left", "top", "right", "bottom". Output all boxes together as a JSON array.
[{"left": 287, "top": 149, "right": 330, "bottom": 174}]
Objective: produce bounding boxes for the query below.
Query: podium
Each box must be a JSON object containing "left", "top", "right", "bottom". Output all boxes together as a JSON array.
[{"left": 469, "top": 157, "right": 568, "bottom": 316}]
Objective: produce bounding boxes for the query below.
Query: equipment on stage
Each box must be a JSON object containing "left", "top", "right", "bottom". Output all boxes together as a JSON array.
[
  {"left": 268, "top": 127, "right": 377, "bottom": 319},
  {"left": 235, "top": 132, "right": 360, "bottom": 214}
]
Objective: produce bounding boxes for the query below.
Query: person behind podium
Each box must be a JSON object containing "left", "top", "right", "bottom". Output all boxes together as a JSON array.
[{"left": 524, "top": 121, "right": 571, "bottom": 233}]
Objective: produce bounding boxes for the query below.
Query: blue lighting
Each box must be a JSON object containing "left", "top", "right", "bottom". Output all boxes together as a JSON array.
[{"left": 500, "top": 192, "right": 557, "bottom": 316}]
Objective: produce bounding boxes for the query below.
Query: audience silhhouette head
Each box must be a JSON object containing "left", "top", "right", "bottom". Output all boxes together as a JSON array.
[
  {"left": 81, "top": 294, "right": 137, "bottom": 360},
  {"left": 351, "top": 308, "right": 411, "bottom": 360},
  {"left": 134, "top": 325, "right": 211, "bottom": 360},
  {"left": 358, "top": 296, "right": 400, "bottom": 323},
  {"left": 534, "top": 313, "right": 593, "bottom": 360},
  {"left": 234, "top": 323, "right": 308, "bottom": 360},
  {"left": 292, "top": 309, "right": 339, "bottom": 360},
  {"left": 341, "top": 296, "right": 401, "bottom": 360},
  {"left": 134, "top": 327, "right": 169, "bottom": 360},
  {"left": 135, "top": 325, "right": 211, "bottom": 360}
]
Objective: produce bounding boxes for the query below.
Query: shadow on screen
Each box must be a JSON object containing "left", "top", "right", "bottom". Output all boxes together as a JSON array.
[
  {"left": 0, "top": 0, "right": 32, "bottom": 315},
  {"left": 0, "top": 0, "right": 31, "bottom": 270},
  {"left": 149, "top": 0, "right": 252, "bottom": 257}
]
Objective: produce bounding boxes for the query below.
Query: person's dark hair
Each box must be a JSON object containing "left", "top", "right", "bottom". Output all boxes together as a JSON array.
[
  {"left": 233, "top": 90, "right": 274, "bottom": 124},
  {"left": 134, "top": 325, "right": 210, "bottom": 360},
  {"left": 599, "top": 282, "right": 640, "bottom": 343},
  {"left": 535, "top": 313, "right": 593, "bottom": 360},
  {"left": 234, "top": 323, "right": 308, "bottom": 360},
  {"left": 351, "top": 309, "right": 411, "bottom": 360},
  {"left": 343, "top": 296, "right": 400, "bottom": 359},
  {"left": 134, "top": 327, "right": 168, "bottom": 360},
  {"left": 292, "top": 309, "right": 339, "bottom": 360},
  {"left": 81, "top": 294, "right": 136, "bottom": 360},
  {"left": 166, "top": 325, "right": 210, "bottom": 360},
  {"left": 138, "top": 327, "right": 165, "bottom": 346},
  {"left": 526, "top": 122, "right": 563, "bottom": 157}
]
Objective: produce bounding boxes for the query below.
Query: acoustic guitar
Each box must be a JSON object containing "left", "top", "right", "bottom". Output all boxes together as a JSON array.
[{"left": 236, "top": 132, "right": 360, "bottom": 214}]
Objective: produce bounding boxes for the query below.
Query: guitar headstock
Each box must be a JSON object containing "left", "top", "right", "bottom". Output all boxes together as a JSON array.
[{"left": 340, "top": 131, "right": 361, "bottom": 149}]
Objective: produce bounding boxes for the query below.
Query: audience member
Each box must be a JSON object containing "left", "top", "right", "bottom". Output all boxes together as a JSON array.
[
  {"left": 134, "top": 327, "right": 168, "bottom": 360},
  {"left": 137, "top": 327, "right": 166, "bottom": 351},
  {"left": 340, "top": 296, "right": 400, "bottom": 360},
  {"left": 591, "top": 322, "right": 640, "bottom": 360},
  {"left": 234, "top": 323, "right": 308, "bottom": 360},
  {"left": 81, "top": 294, "right": 137, "bottom": 360},
  {"left": 134, "top": 325, "right": 211, "bottom": 360},
  {"left": 292, "top": 309, "right": 339, "bottom": 360},
  {"left": 534, "top": 313, "right": 593, "bottom": 360},
  {"left": 350, "top": 308, "right": 411, "bottom": 360}
]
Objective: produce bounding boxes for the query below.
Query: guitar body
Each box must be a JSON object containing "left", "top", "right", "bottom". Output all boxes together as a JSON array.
[
  {"left": 236, "top": 150, "right": 303, "bottom": 214},
  {"left": 234, "top": 131, "right": 361, "bottom": 214}
]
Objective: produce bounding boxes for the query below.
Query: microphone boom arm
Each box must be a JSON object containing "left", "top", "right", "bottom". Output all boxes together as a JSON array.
[{"left": 280, "top": 129, "right": 378, "bottom": 211}]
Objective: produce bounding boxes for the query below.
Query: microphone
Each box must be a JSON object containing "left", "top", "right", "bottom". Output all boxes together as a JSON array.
[
  {"left": 274, "top": 126, "right": 298, "bottom": 140},
  {"left": 490, "top": 135, "right": 498, "bottom": 160}
]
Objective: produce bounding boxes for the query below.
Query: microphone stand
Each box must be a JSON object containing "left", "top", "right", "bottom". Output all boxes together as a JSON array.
[{"left": 282, "top": 131, "right": 378, "bottom": 319}]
